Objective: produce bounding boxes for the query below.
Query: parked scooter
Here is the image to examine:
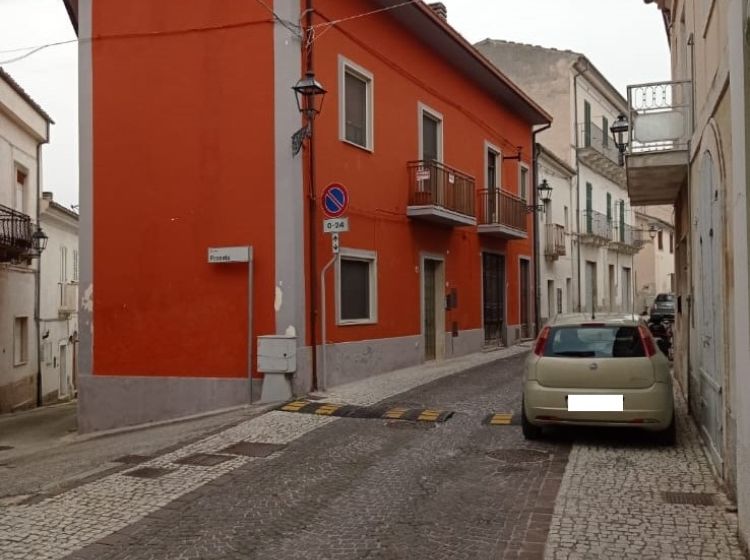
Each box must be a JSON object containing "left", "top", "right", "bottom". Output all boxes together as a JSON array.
[{"left": 648, "top": 317, "right": 673, "bottom": 361}]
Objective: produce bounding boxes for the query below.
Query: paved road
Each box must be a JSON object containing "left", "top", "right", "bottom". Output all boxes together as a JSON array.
[{"left": 66, "top": 353, "right": 568, "bottom": 560}]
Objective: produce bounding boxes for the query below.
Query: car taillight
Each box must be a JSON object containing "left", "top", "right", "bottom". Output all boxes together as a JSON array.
[
  {"left": 638, "top": 325, "right": 657, "bottom": 357},
  {"left": 533, "top": 326, "right": 550, "bottom": 357}
]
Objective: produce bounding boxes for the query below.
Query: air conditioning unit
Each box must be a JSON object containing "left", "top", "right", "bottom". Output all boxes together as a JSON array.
[{"left": 59, "top": 283, "right": 78, "bottom": 316}]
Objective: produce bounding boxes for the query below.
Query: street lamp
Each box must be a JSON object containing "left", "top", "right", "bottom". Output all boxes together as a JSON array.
[
  {"left": 648, "top": 223, "right": 659, "bottom": 240},
  {"left": 526, "top": 179, "right": 553, "bottom": 213},
  {"left": 31, "top": 226, "right": 48, "bottom": 257},
  {"left": 610, "top": 113, "right": 629, "bottom": 166},
  {"left": 291, "top": 72, "right": 327, "bottom": 156}
]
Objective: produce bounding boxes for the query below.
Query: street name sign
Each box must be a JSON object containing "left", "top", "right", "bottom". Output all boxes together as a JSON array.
[{"left": 208, "top": 246, "right": 250, "bottom": 263}]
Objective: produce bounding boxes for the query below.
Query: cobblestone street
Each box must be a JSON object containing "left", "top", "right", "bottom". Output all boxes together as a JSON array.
[{"left": 0, "top": 348, "right": 746, "bottom": 559}]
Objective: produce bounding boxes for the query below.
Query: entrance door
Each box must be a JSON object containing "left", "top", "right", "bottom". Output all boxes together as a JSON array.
[
  {"left": 585, "top": 261, "right": 597, "bottom": 314},
  {"left": 608, "top": 265, "right": 616, "bottom": 311},
  {"left": 621, "top": 267, "right": 632, "bottom": 313},
  {"left": 547, "top": 280, "right": 554, "bottom": 321},
  {"left": 59, "top": 344, "right": 68, "bottom": 397},
  {"left": 424, "top": 260, "right": 437, "bottom": 360},
  {"left": 697, "top": 152, "right": 723, "bottom": 467},
  {"left": 482, "top": 253, "right": 505, "bottom": 345},
  {"left": 520, "top": 259, "right": 531, "bottom": 338}
]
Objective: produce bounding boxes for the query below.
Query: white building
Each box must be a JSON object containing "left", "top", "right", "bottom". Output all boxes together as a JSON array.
[
  {"left": 39, "top": 192, "right": 78, "bottom": 403},
  {"left": 0, "top": 67, "right": 52, "bottom": 413},
  {"left": 475, "top": 40, "right": 646, "bottom": 319},
  {"left": 632, "top": 206, "right": 675, "bottom": 314}
]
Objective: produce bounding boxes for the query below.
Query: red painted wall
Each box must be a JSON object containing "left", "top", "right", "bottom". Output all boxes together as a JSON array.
[
  {"left": 92, "top": 1, "right": 276, "bottom": 377},
  {"left": 310, "top": 0, "right": 536, "bottom": 344}
]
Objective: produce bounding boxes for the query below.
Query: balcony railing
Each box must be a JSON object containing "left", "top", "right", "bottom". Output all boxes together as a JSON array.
[
  {"left": 407, "top": 160, "right": 476, "bottom": 225},
  {"left": 477, "top": 189, "right": 527, "bottom": 235},
  {"left": 627, "top": 80, "right": 692, "bottom": 154},
  {"left": 544, "top": 223, "right": 566, "bottom": 259},
  {"left": 0, "top": 204, "right": 33, "bottom": 261},
  {"left": 580, "top": 122, "right": 621, "bottom": 165},
  {"left": 580, "top": 210, "right": 611, "bottom": 244},
  {"left": 610, "top": 223, "right": 647, "bottom": 252}
]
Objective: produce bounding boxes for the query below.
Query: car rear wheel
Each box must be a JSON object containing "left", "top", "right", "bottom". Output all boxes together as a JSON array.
[
  {"left": 654, "top": 415, "right": 676, "bottom": 446},
  {"left": 521, "top": 401, "right": 543, "bottom": 440}
]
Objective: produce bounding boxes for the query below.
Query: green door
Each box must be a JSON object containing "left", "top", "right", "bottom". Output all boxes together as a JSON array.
[
  {"left": 584, "top": 101, "right": 592, "bottom": 147},
  {"left": 586, "top": 182, "right": 593, "bottom": 233}
]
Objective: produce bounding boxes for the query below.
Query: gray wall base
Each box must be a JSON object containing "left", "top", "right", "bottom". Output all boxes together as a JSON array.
[{"left": 77, "top": 375, "right": 250, "bottom": 433}]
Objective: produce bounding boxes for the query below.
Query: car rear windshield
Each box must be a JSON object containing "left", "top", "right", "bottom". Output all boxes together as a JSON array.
[
  {"left": 542, "top": 326, "right": 646, "bottom": 358},
  {"left": 655, "top": 294, "right": 675, "bottom": 302}
]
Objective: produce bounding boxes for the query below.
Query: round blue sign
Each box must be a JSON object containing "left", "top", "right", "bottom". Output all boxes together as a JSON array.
[{"left": 322, "top": 184, "right": 349, "bottom": 218}]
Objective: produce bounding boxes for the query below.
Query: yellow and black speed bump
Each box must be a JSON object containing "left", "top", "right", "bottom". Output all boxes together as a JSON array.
[
  {"left": 277, "top": 400, "right": 454, "bottom": 423},
  {"left": 483, "top": 412, "right": 520, "bottom": 426}
]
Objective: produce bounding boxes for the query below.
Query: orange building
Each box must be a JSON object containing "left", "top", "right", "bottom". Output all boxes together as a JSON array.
[{"left": 62, "top": 0, "right": 550, "bottom": 431}]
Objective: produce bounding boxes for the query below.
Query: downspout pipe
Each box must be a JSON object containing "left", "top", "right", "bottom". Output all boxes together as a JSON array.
[
  {"left": 304, "top": 0, "right": 319, "bottom": 391},
  {"left": 35, "top": 122, "right": 50, "bottom": 407},
  {"left": 573, "top": 60, "right": 589, "bottom": 312},
  {"left": 532, "top": 123, "right": 551, "bottom": 334}
]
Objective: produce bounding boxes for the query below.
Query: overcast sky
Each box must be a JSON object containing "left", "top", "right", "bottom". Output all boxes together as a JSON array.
[{"left": 0, "top": 0, "right": 670, "bottom": 210}]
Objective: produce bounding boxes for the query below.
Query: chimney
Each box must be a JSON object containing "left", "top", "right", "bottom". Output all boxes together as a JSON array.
[{"left": 428, "top": 2, "right": 447, "bottom": 20}]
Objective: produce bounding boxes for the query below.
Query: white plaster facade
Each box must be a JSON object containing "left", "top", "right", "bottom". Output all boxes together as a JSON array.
[
  {"left": 39, "top": 192, "right": 78, "bottom": 403},
  {"left": 475, "top": 41, "right": 644, "bottom": 320},
  {"left": 632, "top": 206, "right": 675, "bottom": 314},
  {"left": 0, "top": 68, "right": 51, "bottom": 413}
]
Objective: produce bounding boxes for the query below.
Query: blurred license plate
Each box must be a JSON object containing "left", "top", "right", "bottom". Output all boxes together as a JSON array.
[{"left": 567, "top": 395, "right": 623, "bottom": 412}]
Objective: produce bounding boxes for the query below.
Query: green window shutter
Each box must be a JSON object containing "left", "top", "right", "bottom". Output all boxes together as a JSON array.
[
  {"left": 606, "top": 193, "right": 612, "bottom": 222},
  {"left": 586, "top": 183, "right": 593, "bottom": 233},
  {"left": 584, "top": 101, "right": 592, "bottom": 147},
  {"left": 602, "top": 116, "right": 609, "bottom": 147},
  {"left": 619, "top": 200, "right": 625, "bottom": 242}
]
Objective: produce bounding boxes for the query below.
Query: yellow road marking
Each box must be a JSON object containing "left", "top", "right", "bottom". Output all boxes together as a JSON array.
[
  {"left": 314, "top": 404, "right": 340, "bottom": 416},
  {"left": 383, "top": 407, "right": 408, "bottom": 419},
  {"left": 489, "top": 413, "right": 513, "bottom": 425},
  {"left": 417, "top": 410, "right": 441, "bottom": 422},
  {"left": 280, "top": 401, "right": 308, "bottom": 412}
]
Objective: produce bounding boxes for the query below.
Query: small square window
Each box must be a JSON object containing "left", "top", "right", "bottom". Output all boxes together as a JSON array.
[
  {"left": 339, "top": 57, "right": 373, "bottom": 150},
  {"left": 337, "top": 250, "right": 377, "bottom": 324},
  {"left": 14, "top": 317, "right": 28, "bottom": 365}
]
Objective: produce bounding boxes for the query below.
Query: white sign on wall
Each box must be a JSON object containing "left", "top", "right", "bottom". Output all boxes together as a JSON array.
[
  {"left": 323, "top": 218, "right": 349, "bottom": 233},
  {"left": 208, "top": 246, "right": 250, "bottom": 263}
]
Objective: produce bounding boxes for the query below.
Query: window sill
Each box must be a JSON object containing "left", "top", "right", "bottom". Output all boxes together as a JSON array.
[
  {"left": 337, "top": 318, "right": 377, "bottom": 326},
  {"left": 340, "top": 138, "right": 373, "bottom": 154},
  {"left": 14, "top": 360, "right": 28, "bottom": 367}
]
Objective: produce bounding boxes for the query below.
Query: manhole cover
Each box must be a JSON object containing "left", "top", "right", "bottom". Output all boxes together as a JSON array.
[
  {"left": 486, "top": 449, "right": 549, "bottom": 464},
  {"left": 662, "top": 492, "right": 717, "bottom": 506},
  {"left": 0, "top": 446, "right": 14, "bottom": 452},
  {"left": 220, "top": 442, "right": 286, "bottom": 457},
  {"left": 123, "top": 467, "right": 174, "bottom": 479},
  {"left": 174, "top": 453, "right": 234, "bottom": 467},
  {"left": 113, "top": 454, "right": 152, "bottom": 465}
]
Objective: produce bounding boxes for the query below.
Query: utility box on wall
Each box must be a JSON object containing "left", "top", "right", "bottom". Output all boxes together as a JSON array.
[{"left": 257, "top": 335, "right": 297, "bottom": 374}]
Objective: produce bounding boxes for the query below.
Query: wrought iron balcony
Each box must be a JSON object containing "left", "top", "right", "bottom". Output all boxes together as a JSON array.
[
  {"left": 544, "top": 223, "right": 566, "bottom": 260},
  {"left": 579, "top": 210, "right": 611, "bottom": 246},
  {"left": 0, "top": 204, "right": 33, "bottom": 262},
  {"left": 625, "top": 80, "right": 692, "bottom": 205},
  {"left": 477, "top": 189, "right": 527, "bottom": 239},
  {"left": 578, "top": 122, "right": 626, "bottom": 186},
  {"left": 610, "top": 223, "right": 647, "bottom": 254},
  {"left": 407, "top": 160, "right": 476, "bottom": 227}
]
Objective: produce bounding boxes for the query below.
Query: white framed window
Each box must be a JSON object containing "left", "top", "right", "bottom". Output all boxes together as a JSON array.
[
  {"left": 519, "top": 164, "right": 529, "bottom": 201},
  {"left": 73, "top": 250, "right": 79, "bottom": 282},
  {"left": 14, "top": 165, "right": 27, "bottom": 214},
  {"left": 14, "top": 317, "right": 28, "bottom": 366},
  {"left": 484, "top": 141, "right": 501, "bottom": 190},
  {"left": 418, "top": 102, "right": 443, "bottom": 162},
  {"left": 336, "top": 248, "right": 377, "bottom": 325},
  {"left": 339, "top": 56, "right": 374, "bottom": 151}
]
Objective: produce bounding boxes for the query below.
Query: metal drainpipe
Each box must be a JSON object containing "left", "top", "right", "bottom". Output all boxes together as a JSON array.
[
  {"left": 304, "top": 0, "right": 319, "bottom": 392},
  {"left": 573, "top": 61, "right": 589, "bottom": 312},
  {"left": 35, "top": 123, "right": 50, "bottom": 407},
  {"left": 532, "top": 123, "right": 551, "bottom": 334}
]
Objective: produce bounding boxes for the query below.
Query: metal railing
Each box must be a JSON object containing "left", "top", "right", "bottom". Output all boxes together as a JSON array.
[
  {"left": 0, "top": 204, "right": 33, "bottom": 258},
  {"left": 544, "top": 223, "right": 566, "bottom": 257},
  {"left": 627, "top": 80, "right": 692, "bottom": 153},
  {"left": 611, "top": 223, "right": 648, "bottom": 248},
  {"left": 407, "top": 160, "right": 475, "bottom": 218},
  {"left": 581, "top": 209, "right": 611, "bottom": 239},
  {"left": 580, "top": 122, "right": 620, "bottom": 164},
  {"left": 478, "top": 189, "right": 527, "bottom": 232}
]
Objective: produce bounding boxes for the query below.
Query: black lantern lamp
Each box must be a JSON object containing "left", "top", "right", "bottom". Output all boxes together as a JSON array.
[
  {"left": 526, "top": 179, "right": 553, "bottom": 213},
  {"left": 291, "top": 72, "right": 327, "bottom": 155},
  {"left": 293, "top": 71, "right": 327, "bottom": 119},
  {"left": 31, "top": 226, "right": 48, "bottom": 256},
  {"left": 648, "top": 223, "right": 659, "bottom": 240},
  {"left": 610, "top": 113, "right": 629, "bottom": 166}
]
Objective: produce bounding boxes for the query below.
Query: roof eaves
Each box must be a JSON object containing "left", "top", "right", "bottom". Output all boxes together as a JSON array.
[
  {"left": 63, "top": 0, "right": 79, "bottom": 34},
  {"left": 0, "top": 67, "right": 54, "bottom": 125},
  {"left": 538, "top": 144, "right": 576, "bottom": 177},
  {"left": 572, "top": 55, "right": 628, "bottom": 111}
]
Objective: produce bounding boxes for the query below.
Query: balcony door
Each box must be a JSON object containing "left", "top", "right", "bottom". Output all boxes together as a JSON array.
[{"left": 482, "top": 252, "right": 505, "bottom": 346}]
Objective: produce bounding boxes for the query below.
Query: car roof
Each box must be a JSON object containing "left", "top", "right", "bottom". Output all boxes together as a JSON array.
[{"left": 547, "top": 313, "right": 645, "bottom": 327}]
